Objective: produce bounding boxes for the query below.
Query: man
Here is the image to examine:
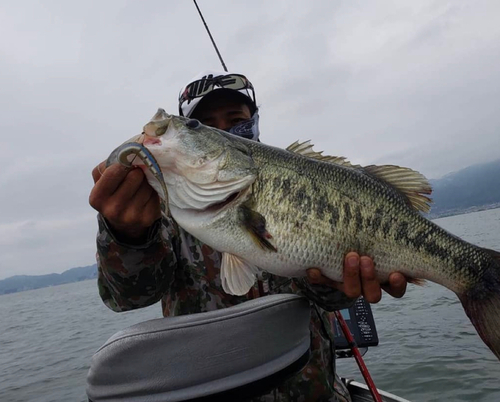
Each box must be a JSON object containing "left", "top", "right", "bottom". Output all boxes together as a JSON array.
[{"left": 89, "top": 71, "right": 407, "bottom": 401}]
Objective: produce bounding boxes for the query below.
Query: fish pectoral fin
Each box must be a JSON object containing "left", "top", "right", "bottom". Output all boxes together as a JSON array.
[
  {"left": 221, "top": 253, "right": 259, "bottom": 296},
  {"left": 239, "top": 205, "right": 277, "bottom": 252},
  {"left": 364, "top": 165, "right": 432, "bottom": 213},
  {"left": 286, "top": 140, "right": 359, "bottom": 168}
]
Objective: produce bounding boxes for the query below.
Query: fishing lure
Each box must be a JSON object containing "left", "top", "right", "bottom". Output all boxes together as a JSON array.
[{"left": 106, "top": 141, "right": 169, "bottom": 207}]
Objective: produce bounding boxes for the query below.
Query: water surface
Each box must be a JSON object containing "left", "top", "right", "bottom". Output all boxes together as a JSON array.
[{"left": 1, "top": 208, "right": 500, "bottom": 401}]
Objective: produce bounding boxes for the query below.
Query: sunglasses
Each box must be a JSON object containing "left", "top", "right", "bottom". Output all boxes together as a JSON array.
[{"left": 179, "top": 74, "right": 256, "bottom": 107}]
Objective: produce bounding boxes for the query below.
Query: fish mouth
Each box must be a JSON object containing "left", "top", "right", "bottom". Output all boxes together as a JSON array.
[{"left": 143, "top": 135, "right": 162, "bottom": 146}]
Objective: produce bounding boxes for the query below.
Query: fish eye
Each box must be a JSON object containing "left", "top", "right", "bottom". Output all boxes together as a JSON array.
[{"left": 186, "top": 119, "right": 201, "bottom": 129}]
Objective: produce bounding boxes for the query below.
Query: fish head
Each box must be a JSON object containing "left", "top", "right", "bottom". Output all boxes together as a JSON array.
[{"left": 141, "top": 109, "right": 257, "bottom": 211}]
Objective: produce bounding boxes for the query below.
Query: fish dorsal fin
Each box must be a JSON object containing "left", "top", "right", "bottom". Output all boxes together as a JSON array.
[
  {"left": 286, "top": 140, "right": 358, "bottom": 168},
  {"left": 364, "top": 165, "right": 432, "bottom": 213},
  {"left": 286, "top": 141, "right": 432, "bottom": 212},
  {"left": 221, "top": 253, "right": 259, "bottom": 296}
]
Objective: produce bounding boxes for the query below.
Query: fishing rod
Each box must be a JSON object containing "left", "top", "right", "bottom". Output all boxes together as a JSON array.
[
  {"left": 192, "top": 0, "right": 228, "bottom": 72},
  {"left": 334, "top": 310, "right": 383, "bottom": 402}
]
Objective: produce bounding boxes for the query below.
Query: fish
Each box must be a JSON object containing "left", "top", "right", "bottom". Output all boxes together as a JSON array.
[{"left": 107, "top": 108, "right": 500, "bottom": 360}]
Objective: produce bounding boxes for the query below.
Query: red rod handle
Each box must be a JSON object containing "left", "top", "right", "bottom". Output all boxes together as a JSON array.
[{"left": 334, "top": 310, "right": 383, "bottom": 402}]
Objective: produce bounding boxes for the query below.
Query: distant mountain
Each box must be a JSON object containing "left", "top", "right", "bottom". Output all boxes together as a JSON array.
[
  {"left": 428, "top": 159, "right": 500, "bottom": 218},
  {"left": 0, "top": 264, "right": 97, "bottom": 295}
]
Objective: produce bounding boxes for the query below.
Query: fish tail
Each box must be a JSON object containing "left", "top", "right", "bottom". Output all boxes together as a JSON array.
[{"left": 459, "top": 248, "right": 500, "bottom": 360}]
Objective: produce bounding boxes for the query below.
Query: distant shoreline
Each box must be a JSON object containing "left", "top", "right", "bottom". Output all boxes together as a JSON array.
[
  {"left": 0, "top": 277, "right": 98, "bottom": 297},
  {"left": 0, "top": 264, "right": 97, "bottom": 296},
  {"left": 429, "top": 204, "right": 500, "bottom": 220}
]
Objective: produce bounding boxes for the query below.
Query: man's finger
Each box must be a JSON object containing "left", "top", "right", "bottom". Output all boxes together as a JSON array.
[
  {"left": 381, "top": 272, "right": 407, "bottom": 298},
  {"left": 112, "top": 168, "right": 149, "bottom": 202},
  {"left": 92, "top": 161, "right": 107, "bottom": 183},
  {"left": 142, "top": 192, "right": 162, "bottom": 223},
  {"left": 93, "top": 164, "right": 137, "bottom": 198},
  {"left": 359, "top": 257, "right": 382, "bottom": 303},
  {"left": 306, "top": 268, "right": 323, "bottom": 284},
  {"left": 129, "top": 176, "right": 157, "bottom": 208},
  {"left": 306, "top": 268, "right": 339, "bottom": 288},
  {"left": 342, "top": 252, "right": 362, "bottom": 298}
]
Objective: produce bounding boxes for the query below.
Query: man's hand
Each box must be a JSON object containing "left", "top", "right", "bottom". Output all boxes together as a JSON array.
[
  {"left": 89, "top": 161, "right": 161, "bottom": 242},
  {"left": 306, "top": 252, "right": 407, "bottom": 303}
]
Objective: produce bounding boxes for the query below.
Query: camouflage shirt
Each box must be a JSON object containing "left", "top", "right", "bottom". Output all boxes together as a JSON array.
[{"left": 96, "top": 213, "right": 355, "bottom": 402}]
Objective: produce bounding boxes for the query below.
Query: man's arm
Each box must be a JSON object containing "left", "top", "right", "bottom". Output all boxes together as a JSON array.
[
  {"left": 90, "top": 163, "right": 177, "bottom": 312},
  {"left": 95, "top": 214, "right": 178, "bottom": 311}
]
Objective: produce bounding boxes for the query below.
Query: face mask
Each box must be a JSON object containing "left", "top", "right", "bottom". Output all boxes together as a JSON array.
[{"left": 227, "top": 111, "right": 260, "bottom": 142}]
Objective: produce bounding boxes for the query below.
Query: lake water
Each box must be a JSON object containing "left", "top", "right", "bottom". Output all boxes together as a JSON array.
[{"left": 1, "top": 208, "right": 500, "bottom": 402}]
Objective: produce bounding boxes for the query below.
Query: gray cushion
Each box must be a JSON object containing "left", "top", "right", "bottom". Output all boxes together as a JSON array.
[{"left": 86, "top": 293, "right": 311, "bottom": 402}]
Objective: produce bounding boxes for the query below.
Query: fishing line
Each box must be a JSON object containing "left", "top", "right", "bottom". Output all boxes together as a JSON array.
[
  {"left": 127, "top": 133, "right": 145, "bottom": 167},
  {"left": 192, "top": 0, "right": 228, "bottom": 72}
]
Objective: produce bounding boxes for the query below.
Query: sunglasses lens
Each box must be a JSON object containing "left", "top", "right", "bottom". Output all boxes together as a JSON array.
[
  {"left": 181, "top": 74, "right": 252, "bottom": 104},
  {"left": 215, "top": 75, "right": 250, "bottom": 90}
]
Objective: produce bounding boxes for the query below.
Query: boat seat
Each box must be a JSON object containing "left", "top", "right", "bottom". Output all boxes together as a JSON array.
[{"left": 86, "top": 293, "right": 311, "bottom": 402}]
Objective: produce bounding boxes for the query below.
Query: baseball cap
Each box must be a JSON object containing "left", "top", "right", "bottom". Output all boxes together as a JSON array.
[{"left": 178, "top": 70, "right": 257, "bottom": 117}]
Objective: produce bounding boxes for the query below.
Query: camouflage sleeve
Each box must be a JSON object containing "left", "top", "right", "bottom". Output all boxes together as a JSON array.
[
  {"left": 96, "top": 213, "right": 179, "bottom": 312},
  {"left": 293, "top": 278, "right": 357, "bottom": 311}
]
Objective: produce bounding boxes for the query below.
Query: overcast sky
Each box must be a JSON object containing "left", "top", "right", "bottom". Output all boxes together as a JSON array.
[{"left": 0, "top": 0, "right": 499, "bottom": 279}]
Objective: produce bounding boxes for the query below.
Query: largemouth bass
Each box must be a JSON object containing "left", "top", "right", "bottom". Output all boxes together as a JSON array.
[{"left": 107, "top": 109, "right": 500, "bottom": 360}]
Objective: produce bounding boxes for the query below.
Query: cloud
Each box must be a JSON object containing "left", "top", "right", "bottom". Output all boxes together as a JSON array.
[{"left": 0, "top": 214, "right": 97, "bottom": 279}]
